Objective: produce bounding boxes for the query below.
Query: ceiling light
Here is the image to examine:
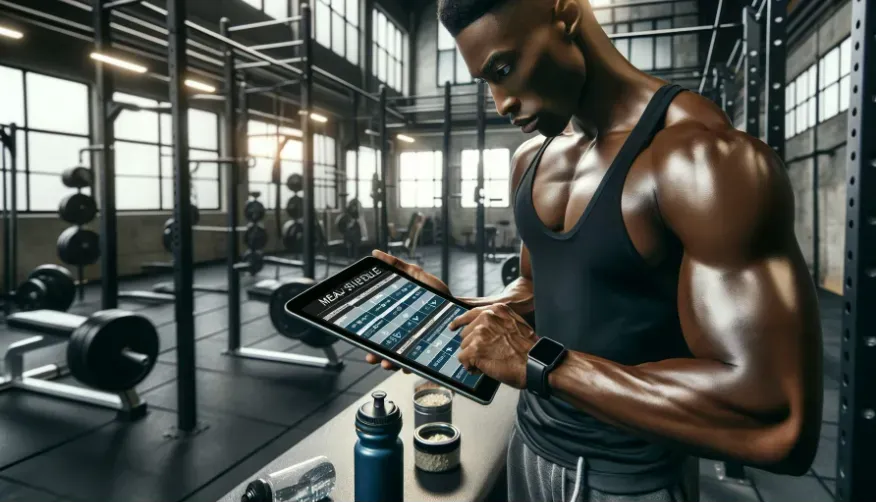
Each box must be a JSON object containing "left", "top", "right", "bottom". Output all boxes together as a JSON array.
[
  {"left": 185, "top": 79, "right": 216, "bottom": 93},
  {"left": 0, "top": 25, "right": 24, "bottom": 40},
  {"left": 310, "top": 113, "right": 328, "bottom": 123},
  {"left": 397, "top": 134, "right": 416, "bottom": 143},
  {"left": 90, "top": 52, "right": 148, "bottom": 73}
]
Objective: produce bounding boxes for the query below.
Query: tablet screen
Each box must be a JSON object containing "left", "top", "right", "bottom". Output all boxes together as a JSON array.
[{"left": 300, "top": 263, "right": 485, "bottom": 390}]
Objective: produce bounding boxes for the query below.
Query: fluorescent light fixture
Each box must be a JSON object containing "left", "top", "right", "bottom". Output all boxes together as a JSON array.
[
  {"left": 0, "top": 25, "right": 24, "bottom": 39},
  {"left": 90, "top": 52, "right": 148, "bottom": 73},
  {"left": 185, "top": 79, "right": 216, "bottom": 93},
  {"left": 397, "top": 134, "right": 416, "bottom": 143},
  {"left": 310, "top": 113, "right": 328, "bottom": 123}
]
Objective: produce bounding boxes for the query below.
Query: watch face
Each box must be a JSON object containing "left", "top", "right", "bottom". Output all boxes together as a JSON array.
[{"left": 530, "top": 339, "right": 565, "bottom": 364}]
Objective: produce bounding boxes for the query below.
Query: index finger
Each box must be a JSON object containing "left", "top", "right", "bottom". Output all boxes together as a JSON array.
[
  {"left": 372, "top": 250, "right": 416, "bottom": 274},
  {"left": 449, "top": 308, "right": 482, "bottom": 331}
]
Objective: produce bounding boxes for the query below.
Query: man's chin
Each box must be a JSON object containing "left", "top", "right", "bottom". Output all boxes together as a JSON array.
[{"left": 536, "top": 119, "right": 567, "bottom": 138}]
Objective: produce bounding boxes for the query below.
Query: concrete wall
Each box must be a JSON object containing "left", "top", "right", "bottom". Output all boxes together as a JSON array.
[{"left": 783, "top": 0, "right": 852, "bottom": 294}]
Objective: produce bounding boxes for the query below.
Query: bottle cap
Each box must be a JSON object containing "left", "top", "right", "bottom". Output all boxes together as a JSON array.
[
  {"left": 241, "top": 479, "right": 271, "bottom": 502},
  {"left": 357, "top": 390, "right": 402, "bottom": 427}
]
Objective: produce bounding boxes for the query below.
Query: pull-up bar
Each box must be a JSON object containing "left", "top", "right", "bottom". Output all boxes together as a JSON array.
[
  {"left": 248, "top": 40, "right": 304, "bottom": 51},
  {"left": 237, "top": 57, "right": 303, "bottom": 70},
  {"left": 228, "top": 15, "right": 302, "bottom": 33},
  {"left": 385, "top": 91, "right": 481, "bottom": 102},
  {"left": 608, "top": 22, "right": 741, "bottom": 40}
]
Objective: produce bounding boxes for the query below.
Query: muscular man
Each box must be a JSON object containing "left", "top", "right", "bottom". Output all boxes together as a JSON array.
[{"left": 367, "top": 0, "right": 823, "bottom": 500}]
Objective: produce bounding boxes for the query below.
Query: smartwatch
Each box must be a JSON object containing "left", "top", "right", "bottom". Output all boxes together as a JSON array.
[{"left": 526, "top": 338, "right": 567, "bottom": 399}]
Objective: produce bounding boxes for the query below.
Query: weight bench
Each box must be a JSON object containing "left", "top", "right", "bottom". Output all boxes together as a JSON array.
[
  {"left": 142, "top": 262, "right": 229, "bottom": 295},
  {"left": 389, "top": 212, "right": 426, "bottom": 265},
  {"left": 2, "top": 309, "right": 159, "bottom": 420}
]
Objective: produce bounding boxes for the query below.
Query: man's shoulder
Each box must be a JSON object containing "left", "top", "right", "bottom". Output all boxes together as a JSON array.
[{"left": 510, "top": 135, "right": 549, "bottom": 190}]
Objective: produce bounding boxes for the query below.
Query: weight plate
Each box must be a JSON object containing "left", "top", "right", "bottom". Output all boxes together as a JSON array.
[
  {"left": 501, "top": 256, "right": 520, "bottom": 287},
  {"left": 162, "top": 218, "right": 174, "bottom": 253},
  {"left": 29, "top": 264, "right": 76, "bottom": 312},
  {"left": 245, "top": 199, "right": 266, "bottom": 223},
  {"left": 68, "top": 309, "right": 159, "bottom": 392},
  {"left": 242, "top": 249, "right": 265, "bottom": 275},
  {"left": 244, "top": 223, "right": 269, "bottom": 250},
  {"left": 286, "top": 195, "right": 304, "bottom": 220},
  {"left": 61, "top": 166, "right": 92, "bottom": 189},
  {"left": 57, "top": 227, "right": 101, "bottom": 266},
  {"left": 286, "top": 174, "right": 304, "bottom": 193},
  {"left": 58, "top": 193, "right": 98, "bottom": 225},
  {"left": 15, "top": 278, "right": 50, "bottom": 311},
  {"left": 269, "top": 279, "right": 337, "bottom": 347},
  {"left": 282, "top": 220, "right": 302, "bottom": 252}
]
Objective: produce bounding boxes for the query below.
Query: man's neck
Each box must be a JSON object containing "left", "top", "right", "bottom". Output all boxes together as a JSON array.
[{"left": 569, "top": 6, "right": 664, "bottom": 137}]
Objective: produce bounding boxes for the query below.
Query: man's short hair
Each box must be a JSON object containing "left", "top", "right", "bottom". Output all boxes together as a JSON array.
[{"left": 437, "top": 0, "right": 514, "bottom": 37}]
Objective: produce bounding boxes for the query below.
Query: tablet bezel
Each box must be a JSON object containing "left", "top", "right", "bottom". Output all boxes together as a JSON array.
[{"left": 284, "top": 256, "right": 501, "bottom": 405}]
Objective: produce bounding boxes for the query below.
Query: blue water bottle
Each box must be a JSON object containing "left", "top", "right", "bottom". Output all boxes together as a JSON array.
[{"left": 354, "top": 390, "right": 404, "bottom": 502}]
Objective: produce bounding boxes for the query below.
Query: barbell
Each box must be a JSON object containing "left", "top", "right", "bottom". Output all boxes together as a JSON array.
[
  {"left": 6, "top": 309, "right": 159, "bottom": 391},
  {"left": 13, "top": 265, "right": 76, "bottom": 312}
]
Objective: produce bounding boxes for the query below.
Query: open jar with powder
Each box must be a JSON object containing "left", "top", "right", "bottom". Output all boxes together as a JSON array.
[{"left": 413, "top": 387, "right": 453, "bottom": 428}]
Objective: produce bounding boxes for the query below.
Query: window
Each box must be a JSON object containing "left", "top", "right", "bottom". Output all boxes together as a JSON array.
[
  {"left": 819, "top": 37, "right": 851, "bottom": 123},
  {"left": 247, "top": 121, "right": 337, "bottom": 211},
  {"left": 372, "top": 9, "right": 406, "bottom": 93},
  {"left": 0, "top": 66, "right": 90, "bottom": 212},
  {"left": 117, "top": 93, "right": 222, "bottom": 212},
  {"left": 461, "top": 149, "right": 510, "bottom": 208},
  {"left": 345, "top": 146, "right": 381, "bottom": 209},
  {"left": 399, "top": 151, "right": 442, "bottom": 208},
  {"left": 437, "top": 24, "right": 473, "bottom": 86},
  {"left": 607, "top": 18, "right": 676, "bottom": 71},
  {"left": 239, "top": 0, "right": 291, "bottom": 21},
  {"left": 315, "top": 0, "right": 359, "bottom": 65},
  {"left": 784, "top": 65, "right": 817, "bottom": 139}
]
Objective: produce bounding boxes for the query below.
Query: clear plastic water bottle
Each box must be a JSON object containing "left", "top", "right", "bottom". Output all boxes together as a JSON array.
[{"left": 241, "top": 456, "right": 336, "bottom": 502}]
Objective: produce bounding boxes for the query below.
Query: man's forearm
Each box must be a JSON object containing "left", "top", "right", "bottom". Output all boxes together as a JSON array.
[
  {"left": 545, "top": 350, "right": 814, "bottom": 474},
  {"left": 468, "top": 277, "right": 535, "bottom": 314}
]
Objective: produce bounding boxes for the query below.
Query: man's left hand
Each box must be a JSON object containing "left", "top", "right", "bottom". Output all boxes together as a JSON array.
[{"left": 449, "top": 304, "right": 538, "bottom": 389}]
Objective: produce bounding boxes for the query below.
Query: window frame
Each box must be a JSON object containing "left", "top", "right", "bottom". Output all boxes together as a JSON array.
[
  {"left": 314, "top": 0, "right": 360, "bottom": 65},
  {"left": 818, "top": 37, "right": 851, "bottom": 124},
  {"left": 436, "top": 24, "right": 474, "bottom": 87},
  {"left": 372, "top": 6, "right": 407, "bottom": 93},
  {"left": 604, "top": 16, "right": 678, "bottom": 72},
  {"left": 784, "top": 64, "right": 817, "bottom": 139},
  {"left": 398, "top": 150, "right": 443, "bottom": 209},
  {"left": 460, "top": 148, "right": 511, "bottom": 209}
]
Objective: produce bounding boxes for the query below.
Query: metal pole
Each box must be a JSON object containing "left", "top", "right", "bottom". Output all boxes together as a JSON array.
[
  {"left": 168, "top": 0, "right": 197, "bottom": 432},
  {"left": 93, "top": 0, "right": 119, "bottom": 309},
  {"left": 476, "top": 82, "right": 486, "bottom": 297},
  {"left": 441, "top": 82, "right": 451, "bottom": 285},
  {"left": 379, "top": 85, "right": 390, "bottom": 252},
  {"left": 698, "top": 0, "right": 725, "bottom": 94},
  {"left": 301, "top": 3, "right": 316, "bottom": 279},
  {"left": 764, "top": 0, "right": 786, "bottom": 160},
  {"left": 812, "top": 29, "right": 820, "bottom": 287},
  {"left": 838, "top": 0, "right": 875, "bottom": 499},
  {"left": 8, "top": 124, "right": 17, "bottom": 291},
  {"left": 742, "top": 6, "right": 762, "bottom": 139},
  {"left": 1, "top": 126, "right": 9, "bottom": 305},
  {"left": 221, "top": 18, "right": 242, "bottom": 354}
]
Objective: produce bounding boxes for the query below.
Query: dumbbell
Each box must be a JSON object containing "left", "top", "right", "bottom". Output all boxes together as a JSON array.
[
  {"left": 6, "top": 309, "right": 159, "bottom": 392},
  {"left": 14, "top": 265, "right": 76, "bottom": 312}
]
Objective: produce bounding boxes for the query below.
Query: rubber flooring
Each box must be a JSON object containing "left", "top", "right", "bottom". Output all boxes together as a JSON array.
[{"left": 0, "top": 247, "right": 843, "bottom": 501}]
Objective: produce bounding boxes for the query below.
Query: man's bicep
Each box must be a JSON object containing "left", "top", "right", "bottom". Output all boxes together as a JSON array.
[{"left": 520, "top": 244, "right": 532, "bottom": 280}]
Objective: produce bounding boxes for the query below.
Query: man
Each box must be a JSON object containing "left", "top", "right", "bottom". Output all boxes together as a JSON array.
[{"left": 367, "top": 0, "right": 823, "bottom": 500}]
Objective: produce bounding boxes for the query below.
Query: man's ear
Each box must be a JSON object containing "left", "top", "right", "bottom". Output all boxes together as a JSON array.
[{"left": 553, "top": 0, "right": 582, "bottom": 41}]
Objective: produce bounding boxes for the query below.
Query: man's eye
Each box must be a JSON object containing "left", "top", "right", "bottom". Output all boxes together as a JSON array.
[{"left": 496, "top": 65, "right": 512, "bottom": 78}]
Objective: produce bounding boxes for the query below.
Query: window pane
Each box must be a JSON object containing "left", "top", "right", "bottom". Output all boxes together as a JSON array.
[
  {"left": 486, "top": 180, "right": 509, "bottom": 207},
  {"left": 417, "top": 181, "right": 435, "bottom": 208},
  {"left": 332, "top": 0, "right": 344, "bottom": 15},
  {"left": 461, "top": 150, "right": 478, "bottom": 180},
  {"left": 378, "top": 12, "right": 386, "bottom": 47},
  {"left": 438, "top": 24, "right": 455, "bottom": 50},
  {"left": 26, "top": 73, "right": 89, "bottom": 135},
  {"left": 796, "top": 74, "right": 807, "bottom": 103},
  {"left": 333, "top": 12, "right": 345, "bottom": 52},
  {"left": 630, "top": 36, "right": 654, "bottom": 70},
  {"left": 839, "top": 75, "right": 851, "bottom": 112},
  {"left": 808, "top": 98, "right": 816, "bottom": 129},
  {"left": 117, "top": 176, "right": 159, "bottom": 210},
  {"left": 263, "top": 0, "right": 287, "bottom": 19},
  {"left": 785, "top": 83, "right": 794, "bottom": 109},
  {"left": 785, "top": 113, "right": 793, "bottom": 139},
  {"left": 823, "top": 82, "right": 839, "bottom": 120},
  {"left": 438, "top": 51, "right": 454, "bottom": 86},
  {"left": 655, "top": 36, "right": 671, "bottom": 69},
  {"left": 190, "top": 150, "right": 220, "bottom": 180},
  {"left": 29, "top": 173, "right": 76, "bottom": 211},
  {"left": 378, "top": 49, "right": 387, "bottom": 81},
  {"left": 194, "top": 179, "right": 220, "bottom": 210},
  {"left": 808, "top": 65, "right": 817, "bottom": 96},
  {"left": 317, "top": 1, "right": 331, "bottom": 48},
  {"left": 347, "top": 0, "right": 358, "bottom": 25},
  {"left": 347, "top": 24, "right": 359, "bottom": 64},
  {"left": 399, "top": 180, "right": 416, "bottom": 208},
  {"left": 824, "top": 47, "right": 840, "bottom": 85},
  {"left": 455, "top": 48, "right": 469, "bottom": 83},
  {"left": 189, "top": 109, "right": 218, "bottom": 150},
  {"left": 818, "top": 58, "right": 826, "bottom": 89},
  {"left": 116, "top": 141, "right": 160, "bottom": 176},
  {"left": 28, "top": 132, "right": 90, "bottom": 175},
  {"left": 461, "top": 180, "right": 477, "bottom": 208},
  {"left": 0, "top": 66, "right": 24, "bottom": 127},
  {"left": 114, "top": 92, "right": 159, "bottom": 143},
  {"left": 840, "top": 37, "right": 851, "bottom": 76},
  {"left": 615, "top": 39, "right": 629, "bottom": 60},
  {"left": 396, "top": 30, "right": 403, "bottom": 61}
]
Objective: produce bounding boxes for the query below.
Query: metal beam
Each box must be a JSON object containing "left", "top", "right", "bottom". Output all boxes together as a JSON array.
[
  {"left": 228, "top": 15, "right": 302, "bottom": 33},
  {"left": 441, "top": 82, "right": 452, "bottom": 285},
  {"left": 608, "top": 22, "right": 740, "bottom": 40},
  {"left": 698, "top": 0, "right": 725, "bottom": 94},
  {"left": 301, "top": 2, "right": 316, "bottom": 279},
  {"left": 743, "top": 6, "right": 762, "bottom": 139},
  {"left": 764, "top": 0, "right": 787, "bottom": 160},
  {"left": 476, "top": 81, "right": 486, "bottom": 298},
  {"left": 838, "top": 0, "right": 876, "bottom": 500}
]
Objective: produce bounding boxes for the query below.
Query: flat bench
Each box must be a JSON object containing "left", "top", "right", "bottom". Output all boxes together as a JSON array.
[{"left": 220, "top": 372, "right": 519, "bottom": 501}]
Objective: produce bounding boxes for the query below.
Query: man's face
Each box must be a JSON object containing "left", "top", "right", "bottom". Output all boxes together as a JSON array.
[{"left": 455, "top": 0, "right": 587, "bottom": 137}]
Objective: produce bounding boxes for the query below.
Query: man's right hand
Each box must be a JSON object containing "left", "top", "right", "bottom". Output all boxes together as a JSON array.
[{"left": 366, "top": 250, "right": 452, "bottom": 372}]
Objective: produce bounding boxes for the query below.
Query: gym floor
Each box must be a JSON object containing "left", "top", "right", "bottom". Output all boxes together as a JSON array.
[{"left": 0, "top": 246, "right": 840, "bottom": 502}]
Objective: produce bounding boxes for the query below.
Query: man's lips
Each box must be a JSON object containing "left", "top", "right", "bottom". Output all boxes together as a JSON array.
[{"left": 520, "top": 117, "right": 539, "bottom": 134}]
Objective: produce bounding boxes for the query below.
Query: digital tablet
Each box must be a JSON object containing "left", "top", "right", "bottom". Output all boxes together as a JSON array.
[{"left": 285, "top": 256, "right": 501, "bottom": 405}]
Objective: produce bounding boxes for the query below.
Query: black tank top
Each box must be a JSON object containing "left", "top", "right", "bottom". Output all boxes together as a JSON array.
[{"left": 513, "top": 84, "right": 692, "bottom": 494}]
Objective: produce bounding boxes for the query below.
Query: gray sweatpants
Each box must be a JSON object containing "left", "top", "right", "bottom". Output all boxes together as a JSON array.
[{"left": 506, "top": 425, "right": 691, "bottom": 502}]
